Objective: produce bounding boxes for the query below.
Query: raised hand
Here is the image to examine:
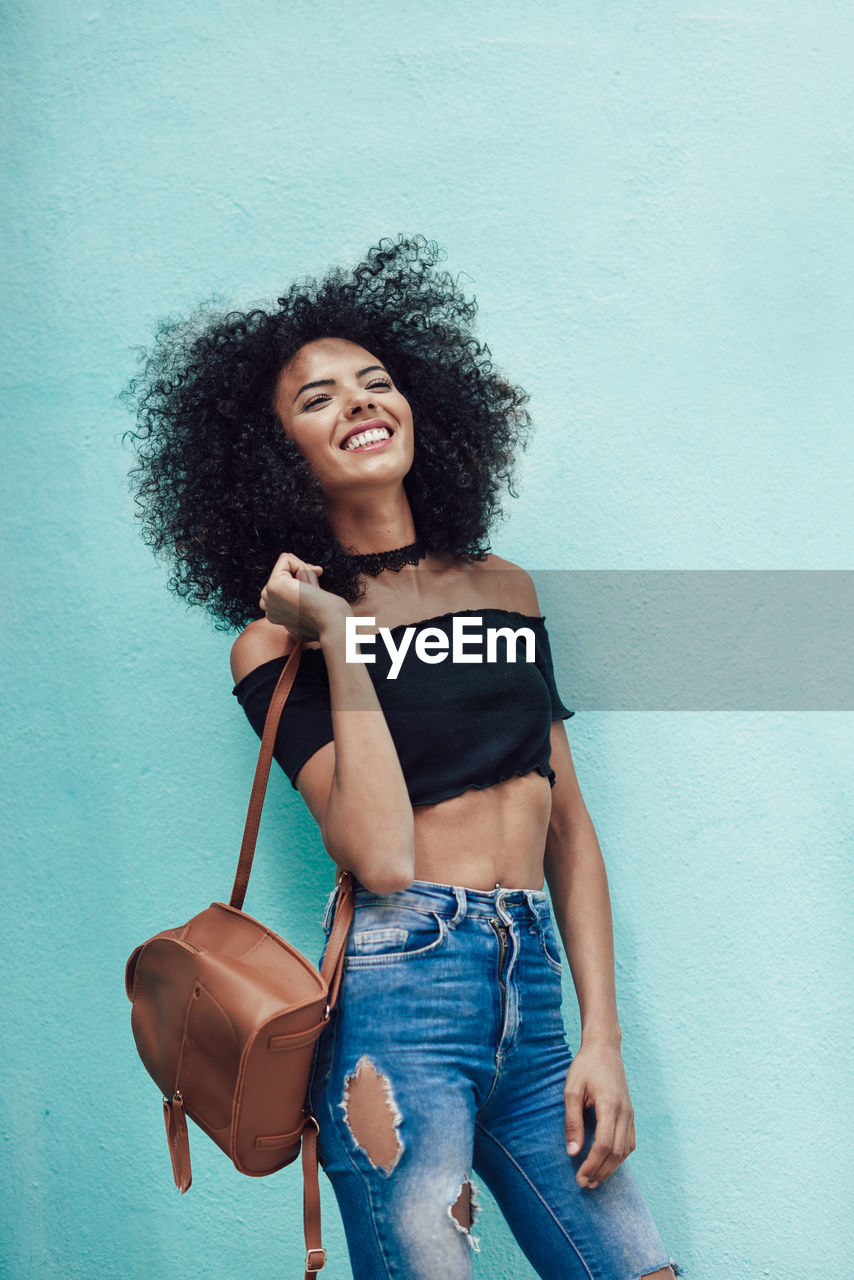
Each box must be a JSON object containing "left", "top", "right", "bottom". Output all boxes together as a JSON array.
[{"left": 258, "top": 552, "right": 352, "bottom": 640}]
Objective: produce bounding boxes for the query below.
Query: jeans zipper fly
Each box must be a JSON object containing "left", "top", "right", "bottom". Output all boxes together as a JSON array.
[{"left": 489, "top": 917, "right": 509, "bottom": 1025}]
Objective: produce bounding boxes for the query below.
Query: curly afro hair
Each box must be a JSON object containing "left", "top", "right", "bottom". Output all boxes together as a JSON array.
[{"left": 122, "top": 235, "right": 533, "bottom": 632}]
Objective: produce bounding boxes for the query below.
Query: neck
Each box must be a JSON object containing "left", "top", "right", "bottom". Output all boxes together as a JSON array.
[{"left": 329, "top": 488, "right": 417, "bottom": 556}]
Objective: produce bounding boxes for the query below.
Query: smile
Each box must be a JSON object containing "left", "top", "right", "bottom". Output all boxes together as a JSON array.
[{"left": 341, "top": 421, "right": 394, "bottom": 452}]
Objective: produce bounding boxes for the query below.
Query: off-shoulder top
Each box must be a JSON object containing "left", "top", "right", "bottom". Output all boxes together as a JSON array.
[{"left": 231, "top": 608, "right": 574, "bottom": 807}]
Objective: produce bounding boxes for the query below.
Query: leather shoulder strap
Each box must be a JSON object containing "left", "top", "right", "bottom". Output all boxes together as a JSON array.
[
  {"left": 318, "top": 872, "right": 354, "bottom": 1012},
  {"left": 228, "top": 637, "right": 360, "bottom": 1277},
  {"left": 229, "top": 639, "right": 305, "bottom": 910},
  {"left": 228, "top": 638, "right": 357, "bottom": 1015}
]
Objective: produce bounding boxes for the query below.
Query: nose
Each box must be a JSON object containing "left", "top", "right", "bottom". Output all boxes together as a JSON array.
[{"left": 345, "top": 389, "right": 377, "bottom": 417}]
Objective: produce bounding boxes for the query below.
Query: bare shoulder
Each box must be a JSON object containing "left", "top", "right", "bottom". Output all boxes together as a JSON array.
[
  {"left": 229, "top": 617, "right": 299, "bottom": 685},
  {"left": 471, "top": 552, "right": 541, "bottom": 616}
]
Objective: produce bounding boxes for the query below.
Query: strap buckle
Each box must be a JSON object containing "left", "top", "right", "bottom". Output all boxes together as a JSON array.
[{"left": 305, "top": 1246, "right": 326, "bottom": 1272}]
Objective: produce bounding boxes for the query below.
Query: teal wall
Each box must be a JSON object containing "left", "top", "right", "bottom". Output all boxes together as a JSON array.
[{"left": 3, "top": 2, "right": 852, "bottom": 1277}]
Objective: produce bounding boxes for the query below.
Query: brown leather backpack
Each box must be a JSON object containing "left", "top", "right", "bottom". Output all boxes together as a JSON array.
[{"left": 125, "top": 639, "right": 354, "bottom": 1277}]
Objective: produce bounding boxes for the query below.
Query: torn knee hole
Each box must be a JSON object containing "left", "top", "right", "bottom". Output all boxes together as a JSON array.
[
  {"left": 449, "top": 1177, "right": 481, "bottom": 1252},
  {"left": 450, "top": 1180, "right": 472, "bottom": 1230},
  {"left": 338, "top": 1056, "right": 403, "bottom": 1174}
]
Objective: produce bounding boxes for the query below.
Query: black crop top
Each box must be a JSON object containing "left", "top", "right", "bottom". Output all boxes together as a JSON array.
[{"left": 232, "top": 608, "right": 574, "bottom": 807}]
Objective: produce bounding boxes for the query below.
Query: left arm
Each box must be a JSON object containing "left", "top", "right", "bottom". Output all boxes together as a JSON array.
[
  {"left": 496, "top": 558, "right": 638, "bottom": 1189},
  {"left": 544, "top": 720, "right": 637, "bottom": 1189}
]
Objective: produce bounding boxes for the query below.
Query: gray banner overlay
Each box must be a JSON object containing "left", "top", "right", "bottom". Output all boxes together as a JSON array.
[
  {"left": 295, "top": 570, "right": 852, "bottom": 711},
  {"left": 532, "top": 570, "right": 853, "bottom": 711}
]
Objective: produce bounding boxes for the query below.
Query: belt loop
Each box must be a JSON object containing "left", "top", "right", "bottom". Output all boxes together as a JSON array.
[
  {"left": 321, "top": 882, "right": 340, "bottom": 933},
  {"left": 495, "top": 888, "right": 512, "bottom": 925},
  {"left": 449, "top": 886, "right": 467, "bottom": 927},
  {"left": 523, "top": 889, "right": 538, "bottom": 920}
]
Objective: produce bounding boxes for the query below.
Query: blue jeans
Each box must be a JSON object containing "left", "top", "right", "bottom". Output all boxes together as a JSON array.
[{"left": 306, "top": 877, "right": 680, "bottom": 1280}]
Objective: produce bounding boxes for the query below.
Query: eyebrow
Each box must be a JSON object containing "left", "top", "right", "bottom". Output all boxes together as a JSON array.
[{"left": 294, "top": 364, "right": 387, "bottom": 403}]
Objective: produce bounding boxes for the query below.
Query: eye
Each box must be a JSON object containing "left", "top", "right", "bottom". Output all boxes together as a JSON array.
[
  {"left": 366, "top": 377, "right": 392, "bottom": 390},
  {"left": 302, "top": 393, "right": 330, "bottom": 410}
]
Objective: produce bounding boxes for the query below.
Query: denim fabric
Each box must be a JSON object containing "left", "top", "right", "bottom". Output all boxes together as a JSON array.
[{"left": 306, "top": 878, "right": 679, "bottom": 1280}]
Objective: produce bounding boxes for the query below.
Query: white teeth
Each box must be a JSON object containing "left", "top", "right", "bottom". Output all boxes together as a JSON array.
[{"left": 344, "top": 426, "right": 391, "bottom": 451}]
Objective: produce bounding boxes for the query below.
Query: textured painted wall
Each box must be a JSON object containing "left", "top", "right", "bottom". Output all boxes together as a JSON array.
[{"left": 3, "top": 2, "right": 852, "bottom": 1277}]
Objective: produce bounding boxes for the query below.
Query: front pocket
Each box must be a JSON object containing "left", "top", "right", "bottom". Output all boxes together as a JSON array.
[
  {"left": 538, "top": 918, "right": 564, "bottom": 975},
  {"left": 352, "top": 926, "right": 409, "bottom": 954},
  {"left": 344, "top": 908, "right": 447, "bottom": 966}
]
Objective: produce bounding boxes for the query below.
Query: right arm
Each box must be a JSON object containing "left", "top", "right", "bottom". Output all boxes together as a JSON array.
[{"left": 230, "top": 554, "right": 415, "bottom": 894}]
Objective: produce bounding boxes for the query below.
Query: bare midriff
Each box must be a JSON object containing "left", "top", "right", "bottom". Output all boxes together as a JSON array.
[
  {"left": 300, "top": 561, "right": 558, "bottom": 892},
  {"left": 409, "top": 770, "right": 552, "bottom": 891}
]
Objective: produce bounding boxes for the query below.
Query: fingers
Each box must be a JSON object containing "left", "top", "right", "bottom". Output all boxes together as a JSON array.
[
  {"left": 576, "top": 1104, "right": 616, "bottom": 1188},
  {"left": 272, "top": 551, "right": 323, "bottom": 577},
  {"left": 259, "top": 553, "right": 323, "bottom": 618},
  {"left": 564, "top": 1084, "right": 585, "bottom": 1159},
  {"left": 575, "top": 1097, "right": 635, "bottom": 1189}
]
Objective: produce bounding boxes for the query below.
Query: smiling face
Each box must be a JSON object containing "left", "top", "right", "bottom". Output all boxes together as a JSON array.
[{"left": 273, "top": 337, "right": 415, "bottom": 498}]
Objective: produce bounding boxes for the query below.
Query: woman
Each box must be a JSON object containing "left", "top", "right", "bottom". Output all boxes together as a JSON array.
[{"left": 126, "top": 236, "right": 681, "bottom": 1279}]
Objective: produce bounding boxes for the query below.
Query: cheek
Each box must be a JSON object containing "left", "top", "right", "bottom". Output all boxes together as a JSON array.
[
  {"left": 285, "top": 414, "right": 324, "bottom": 451},
  {"left": 395, "top": 395, "right": 415, "bottom": 431}
]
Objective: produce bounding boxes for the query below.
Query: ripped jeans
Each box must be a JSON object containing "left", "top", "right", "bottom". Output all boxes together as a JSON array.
[{"left": 306, "top": 877, "right": 681, "bottom": 1280}]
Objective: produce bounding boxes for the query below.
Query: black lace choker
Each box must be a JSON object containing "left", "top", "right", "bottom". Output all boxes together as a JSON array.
[{"left": 343, "top": 538, "right": 426, "bottom": 576}]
